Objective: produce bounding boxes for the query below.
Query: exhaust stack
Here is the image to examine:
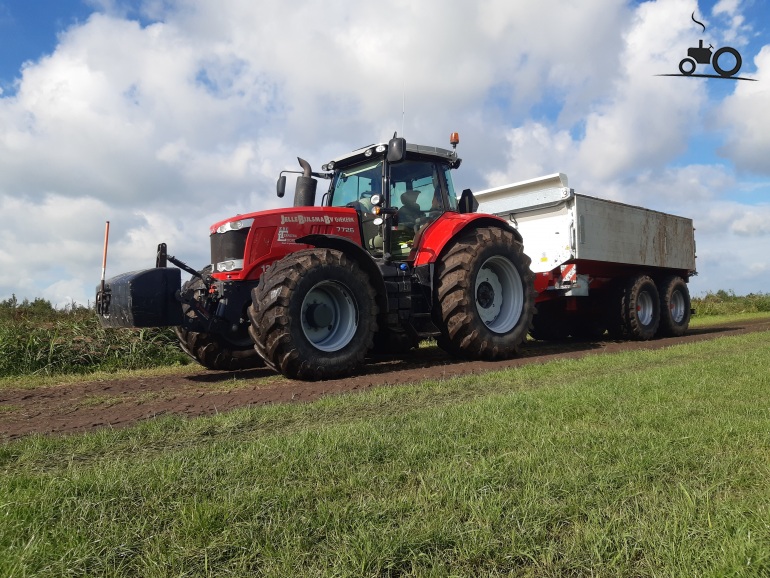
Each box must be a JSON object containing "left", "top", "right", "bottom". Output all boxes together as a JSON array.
[{"left": 293, "top": 157, "right": 317, "bottom": 207}]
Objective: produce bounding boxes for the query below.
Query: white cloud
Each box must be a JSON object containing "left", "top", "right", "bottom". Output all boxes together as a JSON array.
[{"left": 718, "top": 44, "right": 770, "bottom": 173}]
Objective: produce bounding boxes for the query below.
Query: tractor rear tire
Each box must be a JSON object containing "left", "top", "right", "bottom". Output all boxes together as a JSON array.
[
  {"left": 607, "top": 275, "right": 660, "bottom": 341},
  {"left": 435, "top": 227, "right": 535, "bottom": 359},
  {"left": 248, "top": 249, "right": 377, "bottom": 381},
  {"left": 658, "top": 276, "right": 691, "bottom": 337},
  {"left": 175, "top": 270, "right": 264, "bottom": 371}
]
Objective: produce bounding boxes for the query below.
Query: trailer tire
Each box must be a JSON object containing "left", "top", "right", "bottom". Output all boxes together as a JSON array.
[
  {"left": 658, "top": 276, "right": 691, "bottom": 337},
  {"left": 175, "top": 269, "right": 264, "bottom": 371},
  {"left": 248, "top": 248, "right": 377, "bottom": 381},
  {"left": 435, "top": 227, "right": 535, "bottom": 359},
  {"left": 609, "top": 275, "right": 660, "bottom": 341}
]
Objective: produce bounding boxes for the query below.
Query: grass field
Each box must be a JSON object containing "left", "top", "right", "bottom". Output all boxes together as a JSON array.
[
  {"left": 2, "top": 328, "right": 769, "bottom": 576},
  {"left": 0, "top": 290, "right": 768, "bottom": 382}
]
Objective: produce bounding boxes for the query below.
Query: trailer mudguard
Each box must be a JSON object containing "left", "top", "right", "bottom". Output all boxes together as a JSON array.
[{"left": 97, "top": 267, "right": 183, "bottom": 328}]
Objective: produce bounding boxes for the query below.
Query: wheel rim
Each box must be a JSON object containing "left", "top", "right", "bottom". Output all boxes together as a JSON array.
[
  {"left": 301, "top": 281, "right": 358, "bottom": 352},
  {"left": 636, "top": 291, "right": 654, "bottom": 326},
  {"left": 670, "top": 289, "right": 686, "bottom": 324},
  {"left": 475, "top": 255, "right": 524, "bottom": 334}
]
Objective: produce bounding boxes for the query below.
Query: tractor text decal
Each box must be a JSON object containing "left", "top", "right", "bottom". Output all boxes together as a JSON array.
[
  {"left": 280, "top": 214, "right": 355, "bottom": 225},
  {"left": 277, "top": 227, "right": 297, "bottom": 243}
]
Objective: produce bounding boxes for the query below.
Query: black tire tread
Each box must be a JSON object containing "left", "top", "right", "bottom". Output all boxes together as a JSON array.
[
  {"left": 174, "top": 326, "right": 263, "bottom": 371},
  {"left": 247, "top": 249, "right": 377, "bottom": 380},
  {"left": 607, "top": 275, "right": 660, "bottom": 341},
  {"left": 435, "top": 227, "right": 535, "bottom": 359},
  {"left": 175, "top": 269, "right": 264, "bottom": 371}
]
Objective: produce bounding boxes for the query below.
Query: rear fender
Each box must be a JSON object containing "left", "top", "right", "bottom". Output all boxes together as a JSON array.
[{"left": 412, "top": 213, "right": 522, "bottom": 267}]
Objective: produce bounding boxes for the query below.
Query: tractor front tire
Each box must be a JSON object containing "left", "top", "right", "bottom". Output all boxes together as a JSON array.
[
  {"left": 248, "top": 249, "right": 377, "bottom": 381},
  {"left": 435, "top": 227, "right": 535, "bottom": 359},
  {"left": 175, "top": 270, "right": 264, "bottom": 371}
]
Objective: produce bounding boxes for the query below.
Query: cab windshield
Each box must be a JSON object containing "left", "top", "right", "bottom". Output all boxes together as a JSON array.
[{"left": 329, "top": 160, "right": 382, "bottom": 209}]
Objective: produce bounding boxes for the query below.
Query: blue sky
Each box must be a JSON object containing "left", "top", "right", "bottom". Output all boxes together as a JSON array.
[
  {"left": 0, "top": 0, "right": 769, "bottom": 306},
  {"left": 0, "top": 1, "right": 92, "bottom": 88}
]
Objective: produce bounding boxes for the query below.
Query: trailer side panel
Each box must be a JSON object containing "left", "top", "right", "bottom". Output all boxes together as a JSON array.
[{"left": 573, "top": 195, "right": 695, "bottom": 272}]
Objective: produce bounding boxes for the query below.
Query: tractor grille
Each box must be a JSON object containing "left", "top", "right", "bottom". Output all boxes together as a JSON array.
[{"left": 210, "top": 228, "right": 249, "bottom": 272}]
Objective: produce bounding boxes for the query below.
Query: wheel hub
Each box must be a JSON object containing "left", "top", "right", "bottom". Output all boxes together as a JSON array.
[
  {"left": 305, "top": 302, "right": 333, "bottom": 329},
  {"left": 474, "top": 255, "right": 524, "bottom": 334},
  {"left": 300, "top": 281, "right": 358, "bottom": 352},
  {"left": 636, "top": 291, "right": 654, "bottom": 326},
  {"left": 477, "top": 281, "right": 495, "bottom": 310},
  {"left": 670, "top": 289, "right": 685, "bottom": 323}
]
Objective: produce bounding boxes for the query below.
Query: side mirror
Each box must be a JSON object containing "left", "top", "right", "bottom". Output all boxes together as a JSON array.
[
  {"left": 458, "top": 188, "right": 478, "bottom": 214},
  {"left": 387, "top": 137, "right": 406, "bottom": 163},
  {"left": 277, "top": 175, "right": 286, "bottom": 198}
]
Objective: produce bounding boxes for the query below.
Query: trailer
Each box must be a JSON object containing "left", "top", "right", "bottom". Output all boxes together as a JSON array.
[{"left": 474, "top": 173, "right": 696, "bottom": 341}]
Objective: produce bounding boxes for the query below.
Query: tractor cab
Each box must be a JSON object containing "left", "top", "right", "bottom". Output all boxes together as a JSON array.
[{"left": 319, "top": 135, "right": 461, "bottom": 260}]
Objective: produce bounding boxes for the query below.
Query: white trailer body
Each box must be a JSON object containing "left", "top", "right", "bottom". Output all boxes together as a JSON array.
[{"left": 474, "top": 173, "right": 696, "bottom": 340}]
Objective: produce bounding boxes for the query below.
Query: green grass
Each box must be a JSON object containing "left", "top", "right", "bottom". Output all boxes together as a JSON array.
[
  {"left": 0, "top": 291, "right": 766, "bottom": 381},
  {"left": 0, "top": 362, "right": 202, "bottom": 391},
  {"left": 691, "top": 290, "right": 770, "bottom": 316},
  {"left": 2, "top": 331, "right": 769, "bottom": 577},
  {"left": 689, "top": 310, "right": 770, "bottom": 327},
  {"left": 0, "top": 296, "right": 189, "bottom": 379}
]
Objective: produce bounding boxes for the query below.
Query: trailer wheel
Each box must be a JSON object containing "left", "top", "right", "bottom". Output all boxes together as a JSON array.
[
  {"left": 608, "top": 275, "right": 660, "bottom": 341},
  {"left": 658, "top": 276, "right": 691, "bottom": 337},
  {"left": 175, "top": 269, "right": 264, "bottom": 371},
  {"left": 435, "top": 227, "right": 535, "bottom": 359},
  {"left": 248, "top": 249, "right": 377, "bottom": 380}
]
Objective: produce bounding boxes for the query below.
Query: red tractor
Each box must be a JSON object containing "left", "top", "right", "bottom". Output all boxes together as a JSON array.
[{"left": 97, "top": 134, "right": 536, "bottom": 380}]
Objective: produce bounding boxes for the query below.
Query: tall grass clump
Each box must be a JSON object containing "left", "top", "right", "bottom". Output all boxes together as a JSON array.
[
  {"left": 0, "top": 295, "right": 188, "bottom": 378},
  {"left": 692, "top": 290, "right": 770, "bottom": 316}
]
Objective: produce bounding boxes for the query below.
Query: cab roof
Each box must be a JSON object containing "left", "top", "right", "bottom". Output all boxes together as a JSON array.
[{"left": 325, "top": 141, "right": 459, "bottom": 171}]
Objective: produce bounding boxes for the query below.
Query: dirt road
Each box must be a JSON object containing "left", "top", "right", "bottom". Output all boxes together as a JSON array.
[{"left": 2, "top": 317, "right": 768, "bottom": 440}]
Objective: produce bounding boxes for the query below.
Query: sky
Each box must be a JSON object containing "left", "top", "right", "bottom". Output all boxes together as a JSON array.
[{"left": 0, "top": 0, "right": 768, "bottom": 307}]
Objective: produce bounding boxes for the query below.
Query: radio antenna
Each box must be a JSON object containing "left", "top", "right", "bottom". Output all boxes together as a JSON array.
[{"left": 401, "top": 84, "right": 405, "bottom": 137}]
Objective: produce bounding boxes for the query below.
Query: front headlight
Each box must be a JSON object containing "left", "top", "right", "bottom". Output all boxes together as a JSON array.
[
  {"left": 216, "top": 218, "right": 254, "bottom": 234},
  {"left": 216, "top": 259, "right": 245, "bottom": 272}
]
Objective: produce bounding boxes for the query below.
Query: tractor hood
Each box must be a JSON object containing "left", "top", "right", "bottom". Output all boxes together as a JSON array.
[{"left": 208, "top": 206, "right": 363, "bottom": 281}]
